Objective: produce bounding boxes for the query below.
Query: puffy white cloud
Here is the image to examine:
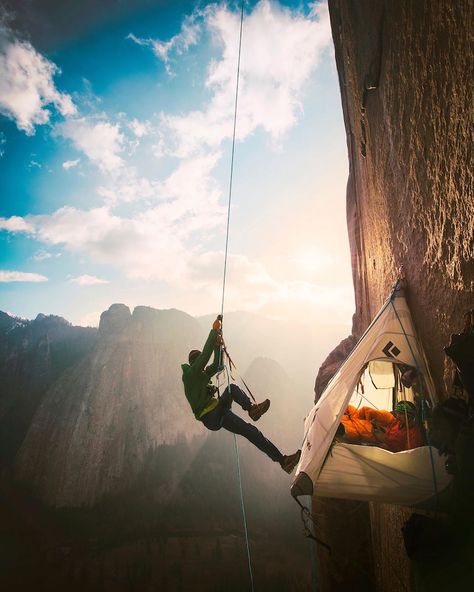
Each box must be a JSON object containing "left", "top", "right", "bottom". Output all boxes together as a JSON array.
[
  {"left": 0, "top": 215, "right": 34, "bottom": 232},
  {"left": 159, "top": 0, "right": 331, "bottom": 156},
  {"left": 29, "top": 205, "right": 190, "bottom": 281},
  {"left": 55, "top": 117, "right": 125, "bottom": 172},
  {"left": 128, "top": 118, "right": 152, "bottom": 138},
  {"left": 0, "top": 25, "right": 76, "bottom": 135},
  {"left": 62, "top": 158, "right": 80, "bottom": 170},
  {"left": 69, "top": 274, "right": 109, "bottom": 286},
  {"left": 2, "top": 152, "right": 225, "bottom": 281},
  {"left": 33, "top": 206, "right": 122, "bottom": 250},
  {"left": 96, "top": 172, "right": 158, "bottom": 205},
  {"left": 0, "top": 270, "right": 48, "bottom": 282}
]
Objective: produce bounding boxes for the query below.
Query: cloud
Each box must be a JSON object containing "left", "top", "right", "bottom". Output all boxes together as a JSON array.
[
  {"left": 62, "top": 158, "right": 80, "bottom": 170},
  {"left": 0, "top": 131, "right": 5, "bottom": 157},
  {"left": 148, "top": 248, "right": 353, "bottom": 321},
  {"left": 185, "top": 250, "right": 281, "bottom": 309},
  {"left": 0, "top": 1, "right": 345, "bottom": 325},
  {"left": 96, "top": 171, "right": 158, "bottom": 205},
  {"left": 55, "top": 117, "right": 124, "bottom": 172},
  {"left": 157, "top": 0, "right": 331, "bottom": 157},
  {"left": 0, "top": 270, "right": 48, "bottom": 282},
  {"left": 1, "top": 152, "right": 226, "bottom": 280},
  {"left": 0, "top": 215, "right": 34, "bottom": 232},
  {"left": 127, "top": 12, "right": 201, "bottom": 75},
  {"left": 69, "top": 274, "right": 109, "bottom": 286},
  {"left": 32, "top": 249, "right": 52, "bottom": 261},
  {"left": 128, "top": 118, "right": 152, "bottom": 138},
  {"left": 0, "top": 23, "right": 76, "bottom": 135}
]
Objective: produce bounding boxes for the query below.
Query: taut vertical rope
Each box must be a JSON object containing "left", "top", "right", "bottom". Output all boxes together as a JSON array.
[
  {"left": 220, "top": 0, "right": 245, "bottom": 324},
  {"left": 219, "top": 2, "right": 255, "bottom": 589}
]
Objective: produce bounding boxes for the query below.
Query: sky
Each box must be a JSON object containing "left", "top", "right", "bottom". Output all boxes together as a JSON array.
[{"left": 0, "top": 0, "right": 353, "bottom": 332}]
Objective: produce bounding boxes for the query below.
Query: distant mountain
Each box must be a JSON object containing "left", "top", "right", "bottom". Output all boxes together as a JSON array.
[
  {"left": 15, "top": 304, "right": 206, "bottom": 506},
  {"left": 0, "top": 311, "right": 97, "bottom": 463}
]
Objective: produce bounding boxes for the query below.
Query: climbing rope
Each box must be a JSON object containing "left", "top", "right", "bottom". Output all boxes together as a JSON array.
[
  {"left": 217, "top": 2, "right": 255, "bottom": 590},
  {"left": 220, "top": 0, "right": 245, "bottom": 323}
]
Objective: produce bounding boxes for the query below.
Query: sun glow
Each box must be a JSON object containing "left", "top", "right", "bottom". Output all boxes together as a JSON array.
[{"left": 294, "top": 248, "right": 333, "bottom": 274}]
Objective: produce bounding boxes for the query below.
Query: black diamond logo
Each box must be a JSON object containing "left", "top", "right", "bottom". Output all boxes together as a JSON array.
[{"left": 382, "top": 341, "right": 401, "bottom": 358}]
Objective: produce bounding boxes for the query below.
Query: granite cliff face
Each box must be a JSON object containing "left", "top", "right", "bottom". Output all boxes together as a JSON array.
[
  {"left": 314, "top": 1, "right": 473, "bottom": 591},
  {"left": 15, "top": 305, "right": 205, "bottom": 506},
  {"left": 329, "top": 0, "right": 473, "bottom": 386}
]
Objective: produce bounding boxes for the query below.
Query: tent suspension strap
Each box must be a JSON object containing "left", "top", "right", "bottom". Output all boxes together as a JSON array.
[
  {"left": 389, "top": 298, "right": 439, "bottom": 506},
  {"left": 219, "top": 2, "right": 255, "bottom": 590}
]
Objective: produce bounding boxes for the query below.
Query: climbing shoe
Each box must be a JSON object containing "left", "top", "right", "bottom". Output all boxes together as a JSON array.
[
  {"left": 280, "top": 450, "right": 301, "bottom": 474},
  {"left": 248, "top": 399, "right": 270, "bottom": 421}
]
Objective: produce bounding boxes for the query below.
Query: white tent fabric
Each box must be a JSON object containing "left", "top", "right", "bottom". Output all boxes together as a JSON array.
[
  {"left": 314, "top": 444, "right": 451, "bottom": 505},
  {"left": 292, "top": 285, "right": 452, "bottom": 505}
]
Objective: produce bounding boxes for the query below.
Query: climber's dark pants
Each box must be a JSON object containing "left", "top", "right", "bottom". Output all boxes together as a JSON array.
[{"left": 201, "top": 384, "right": 283, "bottom": 463}]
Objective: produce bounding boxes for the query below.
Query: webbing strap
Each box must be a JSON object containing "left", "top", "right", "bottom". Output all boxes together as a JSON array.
[
  {"left": 389, "top": 291, "right": 439, "bottom": 508},
  {"left": 222, "top": 345, "right": 257, "bottom": 402}
]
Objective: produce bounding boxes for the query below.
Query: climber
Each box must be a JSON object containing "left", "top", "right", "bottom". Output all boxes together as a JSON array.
[
  {"left": 339, "top": 404, "right": 385, "bottom": 444},
  {"left": 181, "top": 316, "right": 301, "bottom": 473},
  {"left": 368, "top": 401, "right": 424, "bottom": 452}
]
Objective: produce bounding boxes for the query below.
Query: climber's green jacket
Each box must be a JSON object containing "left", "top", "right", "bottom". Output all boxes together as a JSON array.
[{"left": 181, "top": 330, "right": 222, "bottom": 419}]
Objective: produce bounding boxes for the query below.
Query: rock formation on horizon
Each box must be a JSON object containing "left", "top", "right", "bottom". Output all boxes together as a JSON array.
[
  {"left": 0, "top": 312, "right": 97, "bottom": 463},
  {"left": 15, "top": 305, "right": 205, "bottom": 506}
]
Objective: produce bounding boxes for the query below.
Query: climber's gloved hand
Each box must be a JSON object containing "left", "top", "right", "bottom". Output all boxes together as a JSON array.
[{"left": 212, "top": 315, "right": 222, "bottom": 332}]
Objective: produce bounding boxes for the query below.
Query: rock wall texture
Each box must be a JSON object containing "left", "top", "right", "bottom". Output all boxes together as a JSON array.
[
  {"left": 315, "top": 1, "right": 473, "bottom": 590},
  {"left": 330, "top": 0, "right": 473, "bottom": 385}
]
